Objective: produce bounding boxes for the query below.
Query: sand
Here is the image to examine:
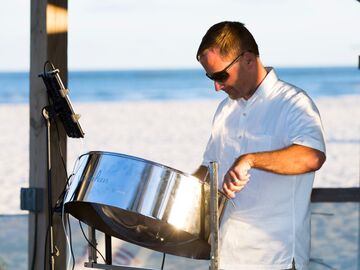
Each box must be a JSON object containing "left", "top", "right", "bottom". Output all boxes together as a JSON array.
[{"left": 0, "top": 95, "right": 359, "bottom": 215}]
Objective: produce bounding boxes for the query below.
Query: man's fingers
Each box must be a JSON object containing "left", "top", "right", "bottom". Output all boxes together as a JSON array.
[
  {"left": 228, "top": 171, "right": 250, "bottom": 185},
  {"left": 233, "top": 179, "right": 249, "bottom": 188},
  {"left": 222, "top": 167, "right": 251, "bottom": 198},
  {"left": 222, "top": 184, "right": 236, "bottom": 198},
  {"left": 229, "top": 171, "right": 240, "bottom": 182},
  {"left": 230, "top": 168, "right": 250, "bottom": 182},
  {"left": 222, "top": 156, "right": 252, "bottom": 198},
  {"left": 223, "top": 177, "right": 247, "bottom": 197}
]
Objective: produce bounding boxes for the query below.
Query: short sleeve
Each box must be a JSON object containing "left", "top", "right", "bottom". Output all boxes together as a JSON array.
[
  {"left": 201, "top": 98, "right": 229, "bottom": 166},
  {"left": 202, "top": 134, "right": 216, "bottom": 167},
  {"left": 285, "top": 91, "right": 326, "bottom": 154}
]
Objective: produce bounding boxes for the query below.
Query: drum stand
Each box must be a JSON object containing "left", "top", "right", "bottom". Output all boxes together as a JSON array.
[
  {"left": 84, "top": 228, "right": 157, "bottom": 270},
  {"left": 208, "top": 161, "right": 219, "bottom": 270},
  {"left": 83, "top": 162, "right": 220, "bottom": 270}
]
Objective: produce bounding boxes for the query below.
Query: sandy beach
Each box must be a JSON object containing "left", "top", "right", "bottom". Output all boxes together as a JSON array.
[
  {"left": 0, "top": 95, "right": 359, "bottom": 269},
  {"left": 0, "top": 95, "right": 359, "bottom": 214}
]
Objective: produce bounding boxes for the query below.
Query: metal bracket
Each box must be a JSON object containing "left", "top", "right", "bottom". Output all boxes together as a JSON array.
[{"left": 20, "top": 187, "right": 44, "bottom": 212}]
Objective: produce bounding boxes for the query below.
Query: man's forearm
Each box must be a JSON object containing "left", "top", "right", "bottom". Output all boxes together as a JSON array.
[
  {"left": 223, "top": 144, "right": 326, "bottom": 198},
  {"left": 242, "top": 144, "right": 326, "bottom": 175}
]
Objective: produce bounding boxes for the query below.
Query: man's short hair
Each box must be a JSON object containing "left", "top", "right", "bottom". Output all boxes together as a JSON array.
[{"left": 196, "top": 21, "right": 259, "bottom": 61}]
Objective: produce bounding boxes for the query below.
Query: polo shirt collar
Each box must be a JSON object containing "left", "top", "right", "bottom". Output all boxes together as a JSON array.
[
  {"left": 252, "top": 67, "right": 278, "bottom": 99},
  {"left": 237, "top": 67, "right": 279, "bottom": 106}
]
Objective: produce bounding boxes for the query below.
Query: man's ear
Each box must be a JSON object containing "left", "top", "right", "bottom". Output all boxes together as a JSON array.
[{"left": 243, "top": 51, "right": 255, "bottom": 65}]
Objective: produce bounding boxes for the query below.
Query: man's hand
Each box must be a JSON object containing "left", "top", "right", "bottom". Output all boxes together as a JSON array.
[
  {"left": 222, "top": 144, "right": 326, "bottom": 198},
  {"left": 223, "top": 155, "right": 252, "bottom": 198}
]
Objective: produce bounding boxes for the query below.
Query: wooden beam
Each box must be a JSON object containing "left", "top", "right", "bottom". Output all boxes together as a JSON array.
[
  {"left": 29, "top": 1, "right": 68, "bottom": 269},
  {"left": 311, "top": 188, "right": 360, "bottom": 202}
]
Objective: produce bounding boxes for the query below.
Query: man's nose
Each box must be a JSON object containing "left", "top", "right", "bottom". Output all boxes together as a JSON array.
[{"left": 214, "top": 81, "right": 223, "bottom": 91}]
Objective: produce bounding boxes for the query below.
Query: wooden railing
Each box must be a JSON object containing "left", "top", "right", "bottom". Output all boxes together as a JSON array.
[{"left": 311, "top": 188, "right": 360, "bottom": 202}]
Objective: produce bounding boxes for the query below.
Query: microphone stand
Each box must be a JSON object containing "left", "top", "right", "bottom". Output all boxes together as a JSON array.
[
  {"left": 42, "top": 106, "right": 58, "bottom": 270},
  {"left": 39, "top": 61, "right": 84, "bottom": 270}
]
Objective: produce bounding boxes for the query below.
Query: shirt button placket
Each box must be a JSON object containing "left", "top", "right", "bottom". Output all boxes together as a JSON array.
[{"left": 239, "top": 110, "right": 247, "bottom": 139}]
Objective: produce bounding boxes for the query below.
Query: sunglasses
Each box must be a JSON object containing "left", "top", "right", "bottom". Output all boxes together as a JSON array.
[{"left": 205, "top": 51, "right": 246, "bottom": 82}]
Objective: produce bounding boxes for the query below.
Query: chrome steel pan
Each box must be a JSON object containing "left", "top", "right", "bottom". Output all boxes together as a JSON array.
[{"left": 64, "top": 151, "right": 227, "bottom": 259}]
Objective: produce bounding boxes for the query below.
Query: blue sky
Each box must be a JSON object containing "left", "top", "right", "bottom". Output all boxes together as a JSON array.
[{"left": 1, "top": 0, "right": 359, "bottom": 71}]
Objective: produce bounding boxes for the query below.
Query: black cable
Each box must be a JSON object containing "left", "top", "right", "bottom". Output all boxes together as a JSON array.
[
  {"left": 52, "top": 110, "right": 77, "bottom": 270},
  {"left": 78, "top": 220, "right": 107, "bottom": 264},
  {"left": 49, "top": 96, "right": 75, "bottom": 211},
  {"left": 44, "top": 103, "right": 75, "bottom": 269},
  {"left": 43, "top": 64, "right": 73, "bottom": 202},
  {"left": 53, "top": 116, "right": 68, "bottom": 176},
  {"left": 47, "top": 95, "right": 68, "bottom": 179},
  {"left": 41, "top": 61, "right": 81, "bottom": 270},
  {"left": 54, "top": 173, "right": 74, "bottom": 212},
  {"left": 30, "top": 213, "right": 38, "bottom": 270},
  {"left": 160, "top": 253, "right": 166, "bottom": 270}
]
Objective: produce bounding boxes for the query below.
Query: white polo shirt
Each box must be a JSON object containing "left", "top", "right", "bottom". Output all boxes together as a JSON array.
[{"left": 202, "top": 68, "right": 326, "bottom": 270}]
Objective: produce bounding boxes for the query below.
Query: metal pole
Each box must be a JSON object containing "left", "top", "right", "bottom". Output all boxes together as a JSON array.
[
  {"left": 208, "top": 161, "right": 219, "bottom": 270},
  {"left": 43, "top": 108, "right": 56, "bottom": 270},
  {"left": 88, "top": 226, "right": 98, "bottom": 264},
  {"left": 105, "top": 234, "right": 112, "bottom": 265}
]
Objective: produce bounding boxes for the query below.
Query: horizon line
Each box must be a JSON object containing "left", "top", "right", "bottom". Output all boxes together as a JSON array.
[{"left": 0, "top": 65, "right": 358, "bottom": 73}]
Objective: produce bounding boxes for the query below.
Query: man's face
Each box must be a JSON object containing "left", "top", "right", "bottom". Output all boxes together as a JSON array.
[{"left": 199, "top": 48, "right": 252, "bottom": 100}]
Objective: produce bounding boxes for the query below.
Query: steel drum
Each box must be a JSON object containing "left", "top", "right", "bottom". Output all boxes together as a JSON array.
[{"left": 64, "top": 151, "right": 227, "bottom": 259}]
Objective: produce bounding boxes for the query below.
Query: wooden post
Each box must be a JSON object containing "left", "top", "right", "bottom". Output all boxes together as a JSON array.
[{"left": 29, "top": 1, "right": 68, "bottom": 269}]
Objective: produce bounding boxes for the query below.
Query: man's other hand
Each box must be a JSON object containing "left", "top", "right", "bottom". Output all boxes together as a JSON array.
[{"left": 222, "top": 156, "right": 252, "bottom": 198}]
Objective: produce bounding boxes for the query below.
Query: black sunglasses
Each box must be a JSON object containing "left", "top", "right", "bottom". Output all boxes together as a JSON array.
[{"left": 205, "top": 51, "right": 246, "bottom": 82}]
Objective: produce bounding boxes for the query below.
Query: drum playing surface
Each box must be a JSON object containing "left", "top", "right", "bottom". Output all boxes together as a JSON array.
[{"left": 64, "top": 151, "right": 227, "bottom": 259}]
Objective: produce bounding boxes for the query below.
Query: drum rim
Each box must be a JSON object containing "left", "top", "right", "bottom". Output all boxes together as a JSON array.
[{"left": 80, "top": 150, "right": 203, "bottom": 183}]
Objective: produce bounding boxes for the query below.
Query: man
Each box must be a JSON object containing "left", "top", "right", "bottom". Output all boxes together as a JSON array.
[{"left": 193, "top": 21, "right": 326, "bottom": 270}]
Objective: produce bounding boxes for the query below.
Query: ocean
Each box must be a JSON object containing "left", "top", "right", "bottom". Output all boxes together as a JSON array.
[
  {"left": 0, "top": 67, "right": 359, "bottom": 103},
  {"left": 1, "top": 67, "right": 359, "bottom": 270}
]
